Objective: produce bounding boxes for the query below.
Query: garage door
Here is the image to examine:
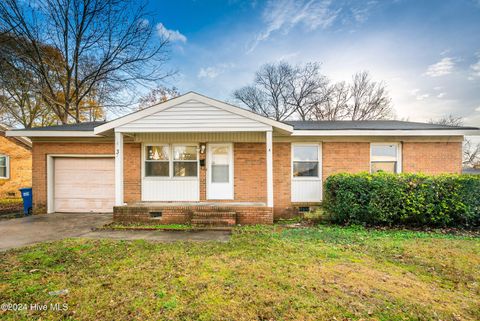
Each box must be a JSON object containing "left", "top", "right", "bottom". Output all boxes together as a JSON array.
[{"left": 54, "top": 157, "right": 115, "bottom": 213}]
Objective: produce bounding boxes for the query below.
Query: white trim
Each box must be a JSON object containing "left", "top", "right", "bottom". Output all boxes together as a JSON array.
[
  {"left": 291, "top": 143, "right": 322, "bottom": 180},
  {"left": 0, "top": 154, "right": 10, "bottom": 179},
  {"left": 291, "top": 129, "right": 480, "bottom": 136},
  {"left": 142, "top": 143, "right": 200, "bottom": 179},
  {"left": 6, "top": 130, "right": 100, "bottom": 137},
  {"left": 266, "top": 131, "right": 273, "bottom": 207},
  {"left": 291, "top": 143, "right": 323, "bottom": 202},
  {"left": 95, "top": 92, "right": 293, "bottom": 134},
  {"left": 46, "top": 154, "right": 115, "bottom": 214},
  {"left": 370, "top": 142, "right": 402, "bottom": 174},
  {"left": 115, "top": 127, "right": 271, "bottom": 133},
  {"left": 207, "top": 143, "right": 234, "bottom": 200},
  {"left": 115, "top": 132, "right": 124, "bottom": 206}
]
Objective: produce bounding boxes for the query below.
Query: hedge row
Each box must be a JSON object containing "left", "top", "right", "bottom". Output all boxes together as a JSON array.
[{"left": 324, "top": 173, "right": 480, "bottom": 227}]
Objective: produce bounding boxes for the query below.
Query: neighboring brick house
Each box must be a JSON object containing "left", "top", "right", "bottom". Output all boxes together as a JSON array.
[
  {"left": 0, "top": 124, "right": 32, "bottom": 198},
  {"left": 7, "top": 92, "right": 480, "bottom": 224}
]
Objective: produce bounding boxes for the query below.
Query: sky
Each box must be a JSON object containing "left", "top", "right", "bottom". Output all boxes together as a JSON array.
[{"left": 145, "top": 0, "right": 480, "bottom": 127}]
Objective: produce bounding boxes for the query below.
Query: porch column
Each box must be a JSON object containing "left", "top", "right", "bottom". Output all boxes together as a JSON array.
[
  {"left": 266, "top": 130, "right": 273, "bottom": 207},
  {"left": 115, "top": 131, "right": 124, "bottom": 206}
]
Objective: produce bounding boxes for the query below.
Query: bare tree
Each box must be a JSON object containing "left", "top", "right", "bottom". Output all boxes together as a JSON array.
[
  {"left": 310, "top": 81, "right": 350, "bottom": 120},
  {"left": 463, "top": 140, "right": 480, "bottom": 168},
  {"left": 233, "top": 62, "right": 295, "bottom": 121},
  {"left": 0, "top": 33, "right": 57, "bottom": 127},
  {"left": 0, "top": 0, "right": 172, "bottom": 124},
  {"left": 234, "top": 63, "right": 393, "bottom": 121},
  {"left": 429, "top": 115, "right": 480, "bottom": 168},
  {"left": 287, "top": 62, "right": 328, "bottom": 120},
  {"left": 429, "top": 115, "right": 463, "bottom": 127},
  {"left": 349, "top": 71, "right": 392, "bottom": 120},
  {"left": 138, "top": 85, "right": 180, "bottom": 109}
]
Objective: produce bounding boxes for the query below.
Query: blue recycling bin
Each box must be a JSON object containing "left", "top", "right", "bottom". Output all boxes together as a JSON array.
[{"left": 19, "top": 187, "right": 33, "bottom": 215}]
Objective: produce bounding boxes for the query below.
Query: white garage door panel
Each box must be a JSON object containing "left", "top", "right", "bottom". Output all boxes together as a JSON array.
[{"left": 54, "top": 158, "right": 115, "bottom": 213}]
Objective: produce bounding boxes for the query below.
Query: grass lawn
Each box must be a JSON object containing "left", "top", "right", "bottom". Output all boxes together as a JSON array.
[{"left": 1, "top": 225, "right": 479, "bottom": 320}]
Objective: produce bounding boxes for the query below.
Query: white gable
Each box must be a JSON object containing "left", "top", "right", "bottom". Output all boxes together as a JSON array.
[{"left": 116, "top": 99, "right": 272, "bottom": 133}]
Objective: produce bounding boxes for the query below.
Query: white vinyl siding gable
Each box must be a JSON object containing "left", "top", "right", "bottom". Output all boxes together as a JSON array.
[{"left": 117, "top": 99, "right": 272, "bottom": 132}]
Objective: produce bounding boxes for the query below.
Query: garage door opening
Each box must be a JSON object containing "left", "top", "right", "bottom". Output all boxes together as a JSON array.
[{"left": 53, "top": 157, "right": 115, "bottom": 213}]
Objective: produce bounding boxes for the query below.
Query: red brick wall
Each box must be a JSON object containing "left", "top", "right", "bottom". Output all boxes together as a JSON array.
[
  {"left": 402, "top": 142, "right": 462, "bottom": 174},
  {"left": 273, "top": 142, "right": 292, "bottom": 218},
  {"left": 233, "top": 143, "right": 267, "bottom": 202},
  {"left": 31, "top": 140, "right": 463, "bottom": 217},
  {"left": 32, "top": 142, "right": 140, "bottom": 213},
  {"left": 200, "top": 143, "right": 267, "bottom": 203},
  {"left": 322, "top": 142, "right": 371, "bottom": 180}
]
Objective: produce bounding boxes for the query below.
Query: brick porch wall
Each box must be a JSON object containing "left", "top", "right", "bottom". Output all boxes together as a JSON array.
[
  {"left": 32, "top": 142, "right": 141, "bottom": 213},
  {"left": 402, "top": 142, "right": 462, "bottom": 174},
  {"left": 114, "top": 205, "right": 273, "bottom": 225}
]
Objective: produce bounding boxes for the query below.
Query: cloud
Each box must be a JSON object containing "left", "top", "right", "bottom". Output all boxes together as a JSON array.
[
  {"left": 156, "top": 23, "right": 187, "bottom": 43},
  {"left": 470, "top": 57, "right": 480, "bottom": 77},
  {"left": 476, "top": 106, "right": 480, "bottom": 112},
  {"left": 437, "top": 92, "right": 446, "bottom": 98},
  {"left": 198, "top": 63, "right": 235, "bottom": 79},
  {"left": 424, "top": 57, "right": 455, "bottom": 77},
  {"left": 247, "top": 0, "right": 340, "bottom": 53},
  {"left": 409, "top": 89, "right": 429, "bottom": 100}
]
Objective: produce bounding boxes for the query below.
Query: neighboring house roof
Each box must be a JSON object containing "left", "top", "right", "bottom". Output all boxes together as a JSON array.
[
  {"left": 0, "top": 124, "right": 32, "bottom": 148},
  {"left": 285, "top": 120, "right": 479, "bottom": 131},
  {"left": 5, "top": 92, "right": 480, "bottom": 138},
  {"left": 462, "top": 167, "right": 480, "bottom": 175}
]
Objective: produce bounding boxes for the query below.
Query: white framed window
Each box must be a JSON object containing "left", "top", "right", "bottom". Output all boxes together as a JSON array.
[
  {"left": 370, "top": 143, "right": 402, "bottom": 174},
  {"left": 144, "top": 144, "right": 198, "bottom": 178},
  {"left": 292, "top": 144, "right": 321, "bottom": 178},
  {"left": 0, "top": 155, "right": 9, "bottom": 179},
  {"left": 145, "top": 145, "right": 170, "bottom": 177},
  {"left": 172, "top": 145, "right": 198, "bottom": 177}
]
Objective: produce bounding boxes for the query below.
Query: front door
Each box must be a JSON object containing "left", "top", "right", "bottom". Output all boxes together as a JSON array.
[{"left": 207, "top": 143, "right": 234, "bottom": 200}]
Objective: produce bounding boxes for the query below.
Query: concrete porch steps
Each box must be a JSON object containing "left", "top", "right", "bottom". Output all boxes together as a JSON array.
[{"left": 191, "top": 211, "right": 237, "bottom": 227}]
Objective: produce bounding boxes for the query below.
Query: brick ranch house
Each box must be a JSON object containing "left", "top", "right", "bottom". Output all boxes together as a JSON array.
[
  {"left": 0, "top": 124, "right": 32, "bottom": 198},
  {"left": 7, "top": 92, "right": 480, "bottom": 225}
]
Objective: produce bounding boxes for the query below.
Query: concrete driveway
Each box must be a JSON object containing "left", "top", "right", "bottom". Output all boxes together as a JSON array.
[{"left": 0, "top": 213, "right": 112, "bottom": 251}]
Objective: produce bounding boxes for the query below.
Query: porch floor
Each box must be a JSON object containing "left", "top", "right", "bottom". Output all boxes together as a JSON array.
[{"left": 128, "top": 202, "right": 267, "bottom": 207}]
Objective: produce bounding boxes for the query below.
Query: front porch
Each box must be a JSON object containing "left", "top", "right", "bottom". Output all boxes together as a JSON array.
[{"left": 113, "top": 202, "right": 273, "bottom": 226}]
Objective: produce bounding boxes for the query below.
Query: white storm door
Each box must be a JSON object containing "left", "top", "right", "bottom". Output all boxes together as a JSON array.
[{"left": 207, "top": 143, "right": 234, "bottom": 200}]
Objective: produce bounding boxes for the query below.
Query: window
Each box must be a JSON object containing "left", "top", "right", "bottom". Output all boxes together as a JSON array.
[
  {"left": 211, "top": 146, "right": 230, "bottom": 183},
  {"left": 145, "top": 145, "right": 169, "bottom": 177},
  {"left": 370, "top": 143, "right": 401, "bottom": 174},
  {"left": 293, "top": 145, "right": 320, "bottom": 177},
  {"left": 173, "top": 145, "right": 198, "bottom": 177},
  {"left": 0, "top": 155, "right": 9, "bottom": 179},
  {"left": 145, "top": 145, "right": 198, "bottom": 178}
]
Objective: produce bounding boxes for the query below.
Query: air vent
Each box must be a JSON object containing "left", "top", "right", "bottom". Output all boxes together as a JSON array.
[{"left": 149, "top": 211, "right": 162, "bottom": 218}]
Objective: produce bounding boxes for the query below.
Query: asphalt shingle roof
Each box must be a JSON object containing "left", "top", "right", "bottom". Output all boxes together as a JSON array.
[
  {"left": 8, "top": 120, "right": 479, "bottom": 132},
  {"left": 284, "top": 120, "right": 479, "bottom": 131},
  {"left": 10, "top": 121, "right": 106, "bottom": 131}
]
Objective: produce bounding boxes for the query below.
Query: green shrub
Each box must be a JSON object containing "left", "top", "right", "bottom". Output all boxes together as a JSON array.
[{"left": 324, "top": 173, "right": 480, "bottom": 228}]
